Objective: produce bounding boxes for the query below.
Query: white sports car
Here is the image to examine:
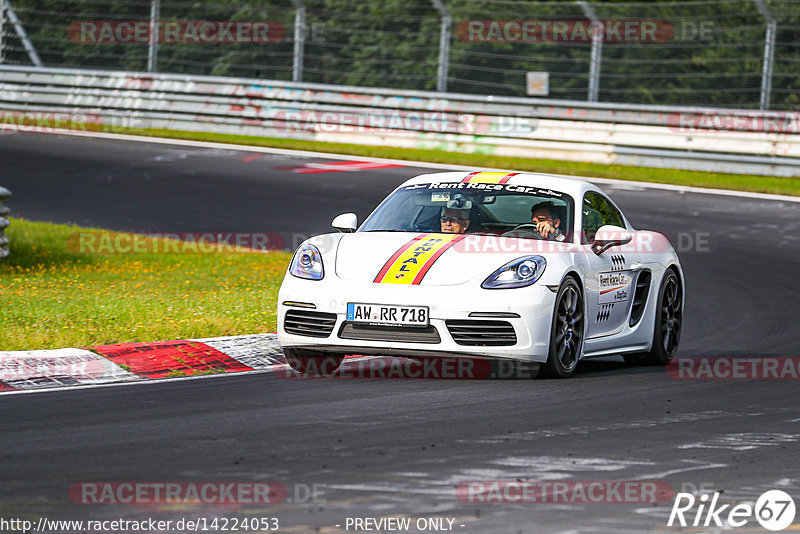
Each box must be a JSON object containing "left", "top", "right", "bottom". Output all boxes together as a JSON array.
[{"left": 277, "top": 171, "right": 683, "bottom": 378}]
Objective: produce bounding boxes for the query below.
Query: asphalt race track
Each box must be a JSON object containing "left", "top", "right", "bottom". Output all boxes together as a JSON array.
[{"left": 2, "top": 132, "right": 799, "bottom": 533}]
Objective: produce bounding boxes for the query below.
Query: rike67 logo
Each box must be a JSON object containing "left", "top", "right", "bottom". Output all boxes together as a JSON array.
[{"left": 668, "top": 490, "right": 796, "bottom": 531}]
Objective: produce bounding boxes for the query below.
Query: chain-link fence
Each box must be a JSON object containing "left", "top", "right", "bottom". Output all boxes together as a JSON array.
[{"left": 1, "top": 0, "right": 798, "bottom": 110}]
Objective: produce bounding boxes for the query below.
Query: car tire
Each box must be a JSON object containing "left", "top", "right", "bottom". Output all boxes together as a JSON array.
[
  {"left": 543, "top": 277, "right": 584, "bottom": 378},
  {"left": 283, "top": 348, "right": 344, "bottom": 376},
  {"left": 625, "top": 270, "right": 682, "bottom": 366}
]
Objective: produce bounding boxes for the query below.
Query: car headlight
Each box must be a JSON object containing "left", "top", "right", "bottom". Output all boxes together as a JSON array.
[
  {"left": 290, "top": 244, "right": 324, "bottom": 280},
  {"left": 482, "top": 255, "right": 546, "bottom": 289}
]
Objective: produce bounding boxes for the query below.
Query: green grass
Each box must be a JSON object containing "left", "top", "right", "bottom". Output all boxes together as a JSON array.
[
  {"left": 0, "top": 218, "right": 291, "bottom": 351},
  {"left": 108, "top": 126, "right": 800, "bottom": 197}
]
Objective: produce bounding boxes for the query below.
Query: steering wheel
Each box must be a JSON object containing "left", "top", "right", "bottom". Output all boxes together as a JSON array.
[{"left": 502, "top": 223, "right": 545, "bottom": 238}]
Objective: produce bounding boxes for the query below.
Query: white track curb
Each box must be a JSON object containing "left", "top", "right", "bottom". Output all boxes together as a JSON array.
[{"left": 0, "top": 334, "right": 283, "bottom": 394}]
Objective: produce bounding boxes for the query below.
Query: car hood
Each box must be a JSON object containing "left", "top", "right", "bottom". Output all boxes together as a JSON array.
[{"left": 335, "top": 232, "right": 572, "bottom": 286}]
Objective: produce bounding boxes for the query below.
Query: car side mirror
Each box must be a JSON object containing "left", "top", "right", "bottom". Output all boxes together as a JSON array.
[
  {"left": 591, "top": 225, "right": 632, "bottom": 255},
  {"left": 332, "top": 213, "right": 357, "bottom": 233}
]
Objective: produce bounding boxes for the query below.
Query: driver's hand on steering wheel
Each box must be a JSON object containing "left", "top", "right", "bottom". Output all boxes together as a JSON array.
[{"left": 532, "top": 217, "right": 558, "bottom": 238}]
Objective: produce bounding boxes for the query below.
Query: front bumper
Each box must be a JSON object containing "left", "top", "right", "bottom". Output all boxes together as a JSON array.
[{"left": 276, "top": 274, "right": 557, "bottom": 363}]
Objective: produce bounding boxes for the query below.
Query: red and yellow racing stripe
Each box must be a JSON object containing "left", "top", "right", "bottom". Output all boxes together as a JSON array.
[
  {"left": 461, "top": 171, "right": 519, "bottom": 184},
  {"left": 374, "top": 233, "right": 466, "bottom": 285}
]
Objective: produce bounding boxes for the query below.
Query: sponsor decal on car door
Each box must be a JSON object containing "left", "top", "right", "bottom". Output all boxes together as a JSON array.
[
  {"left": 598, "top": 271, "right": 631, "bottom": 305},
  {"left": 585, "top": 253, "right": 636, "bottom": 338}
]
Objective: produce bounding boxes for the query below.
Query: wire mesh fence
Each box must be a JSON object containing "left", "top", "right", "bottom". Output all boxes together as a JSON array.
[{"left": 1, "top": 0, "right": 798, "bottom": 110}]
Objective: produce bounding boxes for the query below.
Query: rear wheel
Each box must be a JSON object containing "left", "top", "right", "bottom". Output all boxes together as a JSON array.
[
  {"left": 283, "top": 348, "right": 344, "bottom": 376},
  {"left": 625, "top": 270, "right": 682, "bottom": 365},
  {"left": 544, "top": 277, "right": 584, "bottom": 378}
]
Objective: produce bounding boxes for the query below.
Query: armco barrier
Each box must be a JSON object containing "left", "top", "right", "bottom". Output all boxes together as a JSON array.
[
  {"left": 0, "top": 187, "right": 10, "bottom": 259},
  {"left": 1, "top": 65, "right": 799, "bottom": 176}
]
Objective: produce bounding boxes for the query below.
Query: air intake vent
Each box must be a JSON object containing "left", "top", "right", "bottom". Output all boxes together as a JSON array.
[
  {"left": 446, "top": 320, "right": 517, "bottom": 346},
  {"left": 339, "top": 323, "right": 441, "bottom": 344},
  {"left": 629, "top": 270, "right": 652, "bottom": 327},
  {"left": 284, "top": 310, "right": 337, "bottom": 338}
]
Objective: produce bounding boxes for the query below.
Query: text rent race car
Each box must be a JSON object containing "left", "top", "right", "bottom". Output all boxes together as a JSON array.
[{"left": 277, "top": 171, "right": 684, "bottom": 378}]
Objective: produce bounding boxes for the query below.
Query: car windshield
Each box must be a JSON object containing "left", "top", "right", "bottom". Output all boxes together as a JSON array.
[{"left": 359, "top": 182, "right": 574, "bottom": 239}]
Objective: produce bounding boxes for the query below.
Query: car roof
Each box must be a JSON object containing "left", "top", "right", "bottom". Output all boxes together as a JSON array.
[{"left": 399, "top": 171, "right": 604, "bottom": 199}]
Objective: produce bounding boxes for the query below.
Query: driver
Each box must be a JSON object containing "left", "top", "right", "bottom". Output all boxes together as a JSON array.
[
  {"left": 531, "top": 201, "right": 566, "bottom": 242},
  {"left": 440, "top": 207, "right": 471, "bottom": 234}
]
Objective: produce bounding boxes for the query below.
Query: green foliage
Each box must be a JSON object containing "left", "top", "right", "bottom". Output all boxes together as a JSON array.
[{"left": 5, "top": 0, "right": 800, "bottom": 108}]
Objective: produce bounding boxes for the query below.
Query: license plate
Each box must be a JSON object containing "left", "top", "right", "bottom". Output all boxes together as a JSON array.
[{"left": 346, "top": 303, "right": 429, "bottom": 327}]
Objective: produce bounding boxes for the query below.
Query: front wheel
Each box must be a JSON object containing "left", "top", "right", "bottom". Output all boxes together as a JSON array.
[
  {"left": 283, "top": 348, "right": 344, "bottom": 376},
  {"left": 544, "top": 277, "right": 584, "bottom": 378}
]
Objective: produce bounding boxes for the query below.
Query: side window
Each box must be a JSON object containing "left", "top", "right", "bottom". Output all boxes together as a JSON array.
[{"left": 582, "top": 192, "right": 624, "bottom": 243}]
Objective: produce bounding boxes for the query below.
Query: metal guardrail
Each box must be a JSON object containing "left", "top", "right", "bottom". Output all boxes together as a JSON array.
[
  {"left": 0, "top": 186, "right": 10, "bottom": 259},
  {"left": 1, "top": 65, "right": 799, "bottom": 177},
  {"left": 2, "top": 0, "right": 798, "bottom": 110}
]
